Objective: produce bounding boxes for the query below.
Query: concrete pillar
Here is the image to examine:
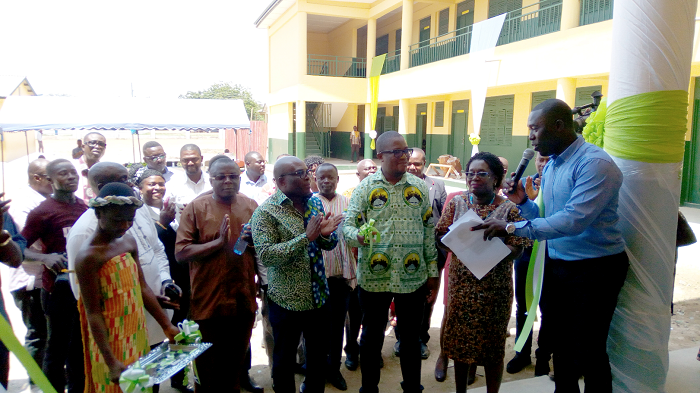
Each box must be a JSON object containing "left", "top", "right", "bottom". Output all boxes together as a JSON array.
[
  {"left": 398, "top": 99, "right": 410, "bottom": 136},
  {"left": 219, "top": 128, "right": 225, "bottom": 140},
  {"left": 561, "top": 0, "right": 581, "bottom": 31},
  {"left": 299, "top": 12, "right": 308, "bottom": 77},
  {"left": 296, "top": 100, "right": 306, "bottom": 158},
  {"left": 367, "top": 18, "right": 377, "bottom": 73},
  {"left": 151, "top": 129, "right": 156, "bottom": 139},
  {"left": 473, "top": 0, "right": 489, "bottom": 24},
  {"left": 400, "top": 0, "right": 413, "bottom": 70},
  {"left": 556, "top": 77, "right": 577, "bottom": 107},
  {"left": 364, "top": 103, "right": 373, "bottom": 159}
]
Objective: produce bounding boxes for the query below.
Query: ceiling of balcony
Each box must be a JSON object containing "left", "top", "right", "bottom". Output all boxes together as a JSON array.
[{"left": 307, "top": 14, "right": 352, "bottom": 33}]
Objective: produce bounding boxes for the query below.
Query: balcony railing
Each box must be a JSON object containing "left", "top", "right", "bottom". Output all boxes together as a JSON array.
[
  {"left": 382, "top": 50, "right": 402, "bottom": 74},
  {"left": 408, "top": 26, "right": 473, "bottom": 68},
  {"left": 580, "top": 0, "right": 613, "bottom": 26},
  {"left": 307, "top": 55, "right": 366, "bottom": 78},
  {"left": 497, "top": 0, "right": 563, "bottom": 46}
]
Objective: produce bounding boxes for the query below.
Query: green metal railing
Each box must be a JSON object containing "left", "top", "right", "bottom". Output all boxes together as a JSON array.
[
  {"left": 497, "top": 0, "right": 563, "bottom": 46},
  {"left": 408, "top": 26, "right": 473, "bottom": 68},
  {"left": 580, "top": 0, "right": 613, "bottom": 26},
  {"left": 307, "top": 55, "right": 366, "bottom": 78},
  {"left": 382, "top": 50, "right": 402, "bottom": 74}
]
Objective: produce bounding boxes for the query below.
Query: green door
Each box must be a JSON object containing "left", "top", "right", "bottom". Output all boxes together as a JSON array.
[
  {"left": 455, "top": 0, "right": 475, "bottom": 55},
  {"left": 415, "top": 103, "right": 428, "bottom": 151},
  {"left": 419, "top": 17, "right": 431, "bottom": 47},
  {"left": 376, "top": 34, "right": 389, "bottom": 56},
  {"left": 682, "top": 79, "right": 700, "bottom": 206},
  {"left": 451, "top": 100, "right": 470, "bottom": 164}
]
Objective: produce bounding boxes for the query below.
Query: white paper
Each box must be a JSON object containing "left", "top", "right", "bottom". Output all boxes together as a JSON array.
[{"left": 442, "top": 209, "right": 511, "bottom": 279}]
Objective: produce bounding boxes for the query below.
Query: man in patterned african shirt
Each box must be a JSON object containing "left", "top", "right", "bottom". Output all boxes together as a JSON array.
[
  {"left": 251, "top": 156, "right": 342, "bottom": 393},
  {"left": 343, "top": 131, "right": 439, "bottom": 393}
]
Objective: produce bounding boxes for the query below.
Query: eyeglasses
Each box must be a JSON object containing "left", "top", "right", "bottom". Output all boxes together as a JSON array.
[
  {"left": 279, "top": 169, "right": 313, "bottom": 179},
  {"left": 379, "top": 148, "right": 413, "bottom": 158},
  {"left": 86, "top": 140, "right": 106, "bottom": 148},
  {"left": 144, "top": 154, "right": 166, "bottom": 161},
  {"left": 212, "top": 174, "right": 240, "bottom": 181},
  {"left": 465, "top": 171, "right": 492, "bottom": 180}
]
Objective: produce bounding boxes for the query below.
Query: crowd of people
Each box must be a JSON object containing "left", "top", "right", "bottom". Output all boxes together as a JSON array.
[{"left": 0, "top": 97, "right": 632, "bottom": 393}]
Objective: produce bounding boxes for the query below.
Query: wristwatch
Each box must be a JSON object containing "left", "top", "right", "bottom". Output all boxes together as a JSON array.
[{"left": 505, "top": 223, "right": 516, "bottom": 235}]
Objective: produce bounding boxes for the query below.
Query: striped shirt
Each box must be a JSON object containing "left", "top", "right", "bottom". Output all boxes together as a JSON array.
[{"left": 317, "top": 193, "right": 357, "bottom": 286}]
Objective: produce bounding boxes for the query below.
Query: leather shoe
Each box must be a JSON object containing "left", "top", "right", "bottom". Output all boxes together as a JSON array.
[
  {"left": 434, "top": 353, "right": 447, "bottom": 382},
  {"left": 468, "top": 365, "right": 476, "bottom": 385},
  {"left": 240, "top": 374, "right": 264, "bottom": 393},
  {"left": 506, "top": 353, "right": 531, "bottom": 374},
  {"left": 327, "top": 371, "right": 348, "bottom": 391},
  {"left": 345, "top": 353, "right": 359, "bottom": 371},
  {"left": 534, "top": 358, "right": 550, "bottom": 377},
  {"left": 420, "top": 342, "right": 430, "bottom": 359},
  {"left": 393, "top": 340, "right": 400, "bottom": 357},
  {"left": 379, "top": 356, "right": 384, "bottom": 369}
]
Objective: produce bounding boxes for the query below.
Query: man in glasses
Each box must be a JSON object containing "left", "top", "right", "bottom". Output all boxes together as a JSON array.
[
  {"left": 73, "top": 132, "right": 107, "bottom": 200},
  {"left": 344, "top": 131, "right": 439, "bottom": 393},
  {"left": 251, "top": 156, "right": 342, "bottom": 393},
  {"left": 176, "top": 155, "right": 259, "bottom": 392},
  {"left": 142, "top": 141, "right": 174, "bottom": 182}
]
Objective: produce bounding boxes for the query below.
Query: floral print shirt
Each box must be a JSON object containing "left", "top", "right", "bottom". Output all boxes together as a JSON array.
[{"left": 251, "top": 189, "right": 338, "bottom": 311}]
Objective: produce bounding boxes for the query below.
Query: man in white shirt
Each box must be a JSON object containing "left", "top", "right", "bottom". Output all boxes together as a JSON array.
[
  {"left": 66, "top": 162, "right": 175, "bottom": 348},
  {"left": 165, "top": 144, "right": 211, "bottom": 226},
  {"left": 73, "top": 132, "right": 107, "bottom": 200},
  {"left": 7, "top": 158, "right": 52, "bottom": 387},
  {"left": 239, "top": 151, "right": 269, "bottom": 205},
  {"left": 131, "top": 141, "right": 175, "bottom": 183}
]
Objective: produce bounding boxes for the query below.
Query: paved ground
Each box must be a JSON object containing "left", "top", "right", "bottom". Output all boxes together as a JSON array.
[{"left": 2, "top": 132, "right": 700, "bottom": 392}]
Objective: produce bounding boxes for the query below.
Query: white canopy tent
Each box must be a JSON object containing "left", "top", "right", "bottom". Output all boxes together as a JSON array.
[{"left": 0, "top": 96, "right": 250, "bottom": 131}]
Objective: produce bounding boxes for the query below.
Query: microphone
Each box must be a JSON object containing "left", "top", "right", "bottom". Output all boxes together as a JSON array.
[{"left": 509, "top": 148, "right": 535, "bottom": 194}]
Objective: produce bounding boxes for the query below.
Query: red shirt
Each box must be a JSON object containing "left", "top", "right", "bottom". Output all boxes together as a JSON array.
[{"left": 22, "top": 197, "right": 88, "bottom": 254}]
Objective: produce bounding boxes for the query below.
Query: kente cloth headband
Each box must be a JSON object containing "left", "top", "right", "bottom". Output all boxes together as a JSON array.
[{"left": 89, "top": 195, "right": 144, "bottom": 208}]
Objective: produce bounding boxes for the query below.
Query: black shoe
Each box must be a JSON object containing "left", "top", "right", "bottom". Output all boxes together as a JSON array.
[
  {"left": 240, "top": 374, "right": 264, "bottom": 393},
  {"left": 345, "top": 353, "right": 359, "bottom": 371},
  {"left": 506, "top": 353, "right": 531, "bottom": 374},
  {"left": 420, "top": 342, "right": 430, "bottom": 359},
  {"left": 294, "top": 363, "right": 306, "bottom": 375},
  {"left": 379, "top": 356, "right": 384, "bottom": 369},
  {"left": 534, "top": 358, "right": 550, "bottom": 377},
  {"left": 328, "top": 371, "right": 348, "bottom": 391},
  {"left": 170, "top": 383, "right": 194, "bottom": 393},
  {"left": 393, "top": 341, "right": 400, "bottom": 357}
]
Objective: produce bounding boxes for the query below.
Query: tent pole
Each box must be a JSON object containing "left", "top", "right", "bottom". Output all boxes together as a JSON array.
[
  {"left": 131, "top": 131, "right": 136, "bottom": 163},
  {"left": 24, "top": 131, "right": 29, "bottom": 164},
  {"left": 137, "top": 130, "right": 142, "bottom": 162}
]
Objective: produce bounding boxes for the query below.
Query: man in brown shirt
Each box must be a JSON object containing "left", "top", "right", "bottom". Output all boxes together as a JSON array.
[{"left": 175, "top": 155, "right": 258, "bottom": 393}]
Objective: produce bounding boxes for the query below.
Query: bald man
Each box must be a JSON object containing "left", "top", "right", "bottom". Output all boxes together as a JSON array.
[
  {"left": 342, "top": 159, "right": 378, "bottom": 199},
  {"left": 240, "top": 151, "right": 269, "bottom": 205},
  {"left": 73, "top": 132, "right": 107, "bottom": 200},
  {"left": 7, "top": 158, "right": 52, "bottom": 388},
  {"left": 251, "top": 156, "right": 342, "bottom": 393}
]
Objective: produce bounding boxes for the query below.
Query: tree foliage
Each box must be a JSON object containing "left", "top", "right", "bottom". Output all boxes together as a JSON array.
[{"left": 179, "top": 83, "right": 264, "bottom": 121}]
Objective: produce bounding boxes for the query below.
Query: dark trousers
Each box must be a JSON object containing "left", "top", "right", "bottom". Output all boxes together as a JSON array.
[
  {"left": 327, "top": 277, "right": 351, "bottom": 371},
  {"left": 344, "top": 286, "right": 362, "bottom": 359},
  {"left": 195, "top": 314, "right": 254, "bottom": 392},
  {"left": 541, "top": 251, "right": 629, "bottom": 393},
  {"left": 395, "top": 295, "right": 435, "bottom": 345},
  {"left": 43, "top": 280, "right": 84, "bottom": 393},
  {"left": 351, "top": 144, "right": 360, "bottom": 162},
  {"left": 513, "top": 247, "right": 534, "bottom": 356},
  {"left": 358, "top": 285, "right": 426, "bottom": 393},
  {"left": 269, "top": 298, "right": 328, "bottom": 393},
  {"left": 11, "top": 288, "right": 47, "bottom": 384}
]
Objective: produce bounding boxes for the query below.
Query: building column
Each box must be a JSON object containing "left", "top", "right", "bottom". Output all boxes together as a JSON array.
[
  {"left": 400, "top": 0, "right": 413, "bottom": 70},
  {"left": 364, "top": 103, "right": 373, "bottom": 159},
  {"left": 560, "top": 0, "right": 581, "bottom": 31},
  {"left": 367, "top": 18, "right": 377, "bottom": 73},
  {"left": 556, "top": 77, "right": 577, "bottom": 107},
  {"left": 299, "top": 11, "right": 308, "bottom": 77},
  {"left": 473, "top": 0, "right": 489, "bottom": 24},
  {"left": 398, "top": 98, "right": 410, "bottom": 137},
  {"left": 296, "top": 100, "right": 306, "bottom": 158}
]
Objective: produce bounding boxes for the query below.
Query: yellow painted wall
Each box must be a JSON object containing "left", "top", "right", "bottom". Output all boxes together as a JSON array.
[
  {"left": 0, "top": 131, "right": 36, "bottom": 162},
  {"left": 10, "top": 80, "right": 35, "bottom": 96},
  {"left": 270, "top": 13, "right": 303, "bottom": 93},
  {"left": 269, "top": 103, "right": 293, "bottom": 140},
  {"left": 334, "top": 103, "right": 359, "bottom": 132},
  {"left": 308, "top": 32, "right": 330, "bottom": 55},
  {"left": 329, "top": 19, "right": 364, "bottom": 58}
]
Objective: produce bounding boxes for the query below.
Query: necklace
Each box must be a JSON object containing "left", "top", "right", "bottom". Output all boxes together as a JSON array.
[{"left": 469, "top": 193, "right": 496, "bottom": 206}]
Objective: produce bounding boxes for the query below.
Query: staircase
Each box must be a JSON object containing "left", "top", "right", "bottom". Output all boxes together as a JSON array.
[
  {"left": 305, "top": 130, "right": 322, "bottom": 156},
  {"left": 305, "top": 102, "right": 331, "bottom": 157}
]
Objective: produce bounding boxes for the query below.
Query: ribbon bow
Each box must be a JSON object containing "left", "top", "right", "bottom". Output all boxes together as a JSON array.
[
  {"left": 174, "top": 320, "right": 202, "bottom": 344},
  {"left": 119, "top": 362, "right": 153, "bottom": 393},
  {"left": 359, "top": 219, "right": 381, "bottom": 255},
  {"left": 469, "top": 132, "right": 481, "bottom": 146}
]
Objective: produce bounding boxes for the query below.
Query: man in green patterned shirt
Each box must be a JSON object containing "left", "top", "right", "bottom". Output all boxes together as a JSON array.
[{"left": 344, "top": 131, "right": 439, "bottom": 393}]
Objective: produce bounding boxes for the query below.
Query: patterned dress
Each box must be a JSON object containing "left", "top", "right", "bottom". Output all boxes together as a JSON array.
[
  {"left": 436, "top": 193, "right": 531, "bottom": 365},
  {"left": 78, "top": 253, "right": 150, "bottom": 393}
]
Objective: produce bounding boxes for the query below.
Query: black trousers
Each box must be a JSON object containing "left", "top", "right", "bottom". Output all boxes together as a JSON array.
[
  {"left": 344, "top": 286, "right": 362, "bottom": 359},
  {"left": 326, "top": 277, "right": 351, "bottom": 371},
  {"left": 541, "top": 251, "right": 629, "bottom": 393},
  {"left": 11, "top": 288, "right": 47, "bottom": 384}
]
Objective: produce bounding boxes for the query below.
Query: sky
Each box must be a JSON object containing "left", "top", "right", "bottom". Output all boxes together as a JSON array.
[{"left": 0, "top": 0, "right": 270, "bottom": 101}]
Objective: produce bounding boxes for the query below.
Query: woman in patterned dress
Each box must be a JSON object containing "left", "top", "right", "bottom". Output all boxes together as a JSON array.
[
  {"left": 436, "top": 152, "right": 532, "bottom": 393},
  {"left": 75, "top": 183, "right": 179, "bottom": 393}
]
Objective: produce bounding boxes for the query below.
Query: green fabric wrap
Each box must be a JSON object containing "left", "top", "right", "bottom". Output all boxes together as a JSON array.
[{"left": 604, "top": 90, "right": 688, "bottom": 163}]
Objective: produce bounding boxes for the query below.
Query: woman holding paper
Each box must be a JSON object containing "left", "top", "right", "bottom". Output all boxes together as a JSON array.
[
  {"left": 75, "top": 183, "right": 179, "bottom": 392},
  {"left": 436, "top": 152, "right": 531, "bottom": 393}
]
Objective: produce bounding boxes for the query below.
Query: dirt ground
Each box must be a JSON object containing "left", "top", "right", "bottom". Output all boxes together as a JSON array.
[{"left": 3, "top": 132, "right": 700, "bottom": 392}]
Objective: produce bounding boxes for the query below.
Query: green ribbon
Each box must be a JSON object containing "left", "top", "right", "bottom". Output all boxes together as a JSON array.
[
  {"left": 0, "top": 313, "right": 57, "bottom": 393},
  {"left": 514, "top": 192, "right": 546, "bottom": 353},
  {"left": 604, "top": 90, "right": 688, "bottom": 163},
  {"left": 359, "top": 219, "right": 380, "bottom": 255},
  {"left": 119, "top": 361, "right": 153, "bottom": 393},
  {"left": 582, "top": 98, "right": 607, "bottom": 148},
  {"left": 175, "top": 320, "right": 202, "bottom": 344}
]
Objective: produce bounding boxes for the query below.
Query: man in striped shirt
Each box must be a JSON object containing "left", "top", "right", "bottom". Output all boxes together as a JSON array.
[{"left": 315, "top": 163, "right": 356, "bottom": 391}]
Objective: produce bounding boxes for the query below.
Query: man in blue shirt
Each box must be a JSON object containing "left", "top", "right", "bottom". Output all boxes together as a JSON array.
[{"left": 476, "top": 99, "right": 629, "bottom": 393}]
